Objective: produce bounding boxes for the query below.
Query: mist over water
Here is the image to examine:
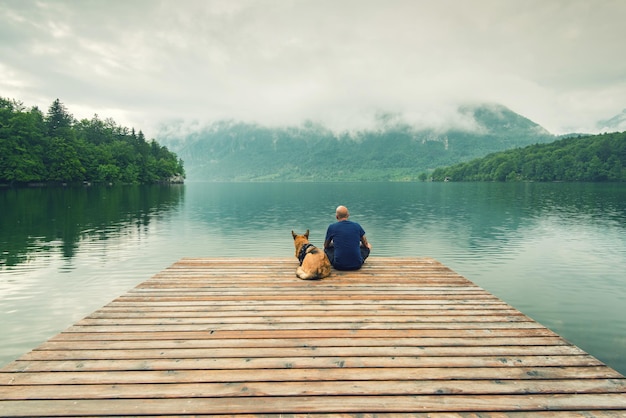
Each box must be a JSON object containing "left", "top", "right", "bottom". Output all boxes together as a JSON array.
[{"left": 1, "top": 182, "right": 625, "bottom": 375}]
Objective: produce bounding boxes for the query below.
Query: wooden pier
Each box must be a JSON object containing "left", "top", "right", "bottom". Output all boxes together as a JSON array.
[{"left": 1, "top": 257, "right": 625, "bottom": 416}]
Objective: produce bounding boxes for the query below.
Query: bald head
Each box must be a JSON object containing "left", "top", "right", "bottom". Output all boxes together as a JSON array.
[{"left": 335, "top": 205, "right": 350, "bottom": 220}]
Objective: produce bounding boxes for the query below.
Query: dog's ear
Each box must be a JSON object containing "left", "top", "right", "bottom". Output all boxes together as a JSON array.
[
  {"left": 292, "top": 230, "right": 297, "bottom": 239},
  {"left": 305, "top": 229, "right": 309, "bottom": 238}
]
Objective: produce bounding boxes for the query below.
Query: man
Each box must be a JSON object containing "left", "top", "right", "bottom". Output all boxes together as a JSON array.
[{"left": 324, "top": 205, "right": 372, "bottom": 270}]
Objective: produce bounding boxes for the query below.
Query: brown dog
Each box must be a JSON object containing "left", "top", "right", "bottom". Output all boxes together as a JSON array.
[{"left": 291, "top": 230, "right": 331, "bottom": 280}]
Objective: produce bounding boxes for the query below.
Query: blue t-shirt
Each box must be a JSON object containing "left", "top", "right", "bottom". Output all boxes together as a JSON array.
[{"left": 325, "top": 220, "right": 365, "bottom": 270}]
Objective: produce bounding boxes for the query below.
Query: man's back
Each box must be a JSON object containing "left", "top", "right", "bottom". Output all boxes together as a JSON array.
[{"left": 325, "top": 220, "right": 365, "bottom": 270}]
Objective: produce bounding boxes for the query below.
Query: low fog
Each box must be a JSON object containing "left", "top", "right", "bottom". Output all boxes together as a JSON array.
[{"left": 1, "top": 0, "right": 625, "bottom": 136}]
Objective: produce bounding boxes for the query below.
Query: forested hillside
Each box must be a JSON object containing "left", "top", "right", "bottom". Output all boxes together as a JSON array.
[
  {"left": 0, "top": 98, "right": 184, "bottom": 185},
  {"left": 431, "top": 131, "right": 626, "bottom": 182},
  {"left": 159, "top": 104, "right": 554, "bottom": 181}
]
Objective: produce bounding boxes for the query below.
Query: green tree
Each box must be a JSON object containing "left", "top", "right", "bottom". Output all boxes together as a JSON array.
[
  {"left": 45, "top": 137, "right": 85, "bottom": 181},
  {"left": 45, "top": 99, "right": 74, "bottom": 138},
  {"left": 0, "top": 99, "right": 47, "bottom": 182},
  {"left": 2, "top": 96, "right": 184, "bottom": 185},
  {"left": 432, "top": 131, "right": 626, "bottom": 182}
]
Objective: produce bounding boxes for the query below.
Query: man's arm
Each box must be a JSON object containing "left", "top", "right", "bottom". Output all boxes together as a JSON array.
[
  {"left": 324, "top": 225, "right": 333, "bottom": 249},
  {"left": 361, "top": 235, "right": 372, "bottom": 249}
]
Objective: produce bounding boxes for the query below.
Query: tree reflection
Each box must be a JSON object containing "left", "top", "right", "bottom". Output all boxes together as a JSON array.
[{"left": 0, "top": 185, "right": 184, "bottom": 267}]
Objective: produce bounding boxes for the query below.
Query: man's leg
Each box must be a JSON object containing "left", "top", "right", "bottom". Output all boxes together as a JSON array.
[
  {"left": 361, "top": 246, "right": 370, "bottom": 261},
  {"left": 324, "top": 247, "right": 335, "bottom": 266}
]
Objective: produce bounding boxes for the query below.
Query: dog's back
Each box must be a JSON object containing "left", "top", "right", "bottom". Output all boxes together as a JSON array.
[
  {"left": 298, "top": 245, "right": 331, "bottom": 279},
  {"left": 292, "top": 230, "right": 331, "bottom": 280}
]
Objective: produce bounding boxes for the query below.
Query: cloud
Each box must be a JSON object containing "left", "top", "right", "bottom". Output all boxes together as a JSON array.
[{"left": 1, "top": 0, "right": 625, "bottom": 136}]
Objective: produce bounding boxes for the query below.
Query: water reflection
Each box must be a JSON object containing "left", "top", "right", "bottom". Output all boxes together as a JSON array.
[
  {"left": 1, "top": 185, "right": 185, "bottom": 268},
  {"left": 181, "top": 182, "right": 626, "bottom": 258}
]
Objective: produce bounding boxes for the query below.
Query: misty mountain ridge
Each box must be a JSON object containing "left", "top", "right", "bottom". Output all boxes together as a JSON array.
[
  {"left": 159, "top": 103, "right": 550, "bottom": 148},
  {"left": 597, "top": 108, "right": 626, "bottom": 132},
  {"left": 156, "top": 103, "right": 556, "bottom": 181}
]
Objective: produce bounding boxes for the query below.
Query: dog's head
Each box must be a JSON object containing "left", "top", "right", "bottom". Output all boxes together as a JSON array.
[{"left": 291, "top": 229, "right": 310, "bottom": 256}]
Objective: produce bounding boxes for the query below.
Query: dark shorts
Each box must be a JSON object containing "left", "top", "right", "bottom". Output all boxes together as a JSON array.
[{"left": 324, "top": 245, "right": 370, "bottom": 270}]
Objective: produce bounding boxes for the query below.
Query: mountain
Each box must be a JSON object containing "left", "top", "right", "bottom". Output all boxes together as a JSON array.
[
  {"left": 597, "top": 109, "right": 626, "bottom": 132},
  {"left": 156, "top": 104, "right": 555, "bottom": 181}
]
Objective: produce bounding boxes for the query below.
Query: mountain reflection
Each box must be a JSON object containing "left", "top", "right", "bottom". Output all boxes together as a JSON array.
[{"left": 0, "top": 185, "right": 184, "bottom": 267}]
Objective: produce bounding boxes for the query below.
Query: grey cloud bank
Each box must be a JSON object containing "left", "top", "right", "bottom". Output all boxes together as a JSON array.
[{"left": 1, "top": 0, "right": 625, "bottom": 137}]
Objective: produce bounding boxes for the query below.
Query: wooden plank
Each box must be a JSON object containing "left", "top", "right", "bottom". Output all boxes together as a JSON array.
[
  {"left": 47, "top": 321, "right": 556, "bottom": 345},
  {"left": 70, "top": 320, "right": 536, "bottom": 330},
  {"left": 2, "top": 366, "right": 623, "bottom": 385},
  {"left": 1, "top": 257, "right": 625, "bottom": 417},
  {"left": 105, "top": 298, "right": 508, "bottom": 306},
  {"left": 2, "top": 379, "right": 625, "bottom": 400},
  {"left": 95, "top": 301, "right": 512, "bottom": 310},
  {"left": 12, "top": 344, "right": 590, "bottom": 362},
  {"left": 13, "top": 342, "right": 580, "bottom": 362},
  {"left": 76, "top": 312, "right": 532, "bottom": 324},
  {"left": 2, "top": 394, "right": 626, "bottom": 416},
  {"left": 2, "top": 354, "right": 606, "bottom": 373},
  {"left": 29, "top": 333, "right": 576, "bottom": 349}
]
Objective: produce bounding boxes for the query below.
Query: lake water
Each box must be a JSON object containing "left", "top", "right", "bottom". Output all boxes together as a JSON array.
[{"left": 1, "top": 182, "right": 625, "bottom": 375}]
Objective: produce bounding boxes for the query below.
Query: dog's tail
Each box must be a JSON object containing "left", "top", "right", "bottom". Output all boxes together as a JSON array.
[
  {"left": 296, "top": 266, "right": 322, "bottom": 280},
  {"left": 296, "top": 260, "right": 331, "bottom": 280}
]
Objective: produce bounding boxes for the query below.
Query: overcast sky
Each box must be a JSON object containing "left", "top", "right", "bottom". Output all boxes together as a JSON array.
[{"left": 1, "top": 0, "right": 625, "bottom": 137}]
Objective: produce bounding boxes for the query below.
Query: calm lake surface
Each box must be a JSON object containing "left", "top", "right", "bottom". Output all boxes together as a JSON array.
[{"left": 1, "top": 182, "right": 625, "bottom": 375}]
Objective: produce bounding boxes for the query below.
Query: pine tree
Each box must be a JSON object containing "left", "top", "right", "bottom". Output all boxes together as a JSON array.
[{"left": 45, "top": 99, "right": 73, "bottom": 137}]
